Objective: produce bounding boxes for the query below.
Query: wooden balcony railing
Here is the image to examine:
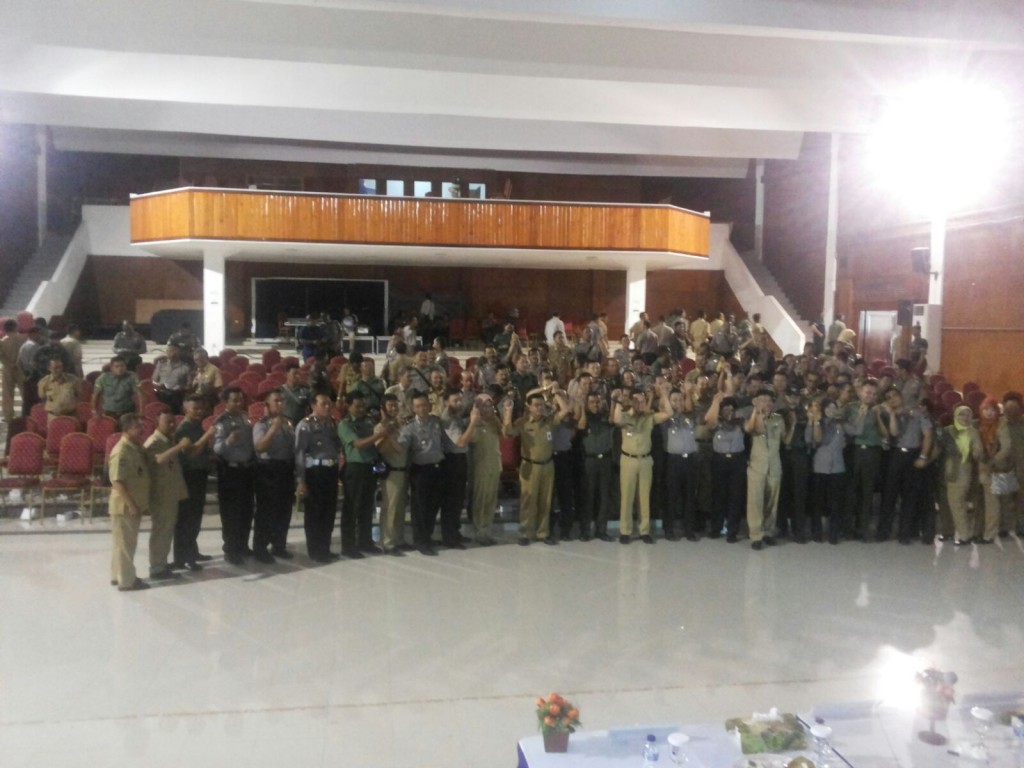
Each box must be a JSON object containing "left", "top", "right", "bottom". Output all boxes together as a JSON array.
[{"left": 130, "top": 188, "right": 710, "bottom": 257}]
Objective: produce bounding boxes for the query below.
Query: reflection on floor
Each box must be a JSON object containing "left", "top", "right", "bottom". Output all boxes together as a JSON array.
[{"left": 2, "top": 522, "right": 1023, "bottom": 767}]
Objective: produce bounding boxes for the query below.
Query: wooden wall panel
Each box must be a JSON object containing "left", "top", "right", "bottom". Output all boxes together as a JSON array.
[{"left": 130, "top": 189, "right": 710, "bottom": 256}]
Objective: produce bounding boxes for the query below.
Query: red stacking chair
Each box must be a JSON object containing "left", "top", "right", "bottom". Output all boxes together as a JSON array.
[
  {"left": 137, "top": 378, "right": 156, "bottom": 401},
  {"left": 75, "top": 402, "right": 92, "bottom": 425},
  {"left": 236, "top": 377, "right": 259, "bottom": 404},
  {"left": 16, "top": 311, "right": 34, "bottom": 334},
  {"left": 0, "top": 432, "right": 46, "bottom": 516},
  {"left": 248, "top": 401, "right": 267, "bottom": 423},
  {"left": 271, "top": 362, "right": 289, "bottom": 374},
  {"left": 143, "top": 401, "right": 170, "bottom": 420},
  {"left": 85, "top": 416, "right": 118, "bottom": 468},
  {"left": 78, "top": 378, "right": 93, "bottom": 402},
  {"left": 247, "top": 363, "right": 266, "bottom": 377},
  {"left": 30, "top": 404, "right": 49, "bottom": 436},
  {"left": 965, "top": 390, "right": 987, "bottom": 415},
  {"left": 220, "top": 366, "right": 238, "bottom": 386},
  {"left": 40, "top": 432, "right": 94, "bottom": 520},
  {"left": 962, "top": 381, "right": 980, "bottom": 396},
  {"left": 90, "top": 432, "right": 124, "bottom": 515},
  {"left": 262, "top": 349, "right": 282, "bottom": 369},
  {"left": 45, "top": 415, "right": 79, "bottom": 466},
  {"left": 940, "top": 390, "right": 962, "bottom": 410},
  {"left": 136, "top": 362, "right": 155, "bottom": 380},
  {"left": 228, "top": 356, "right": 249, "bottom": 374},
  {"left": 257, "top": 378, "right": 279, "bottom": 395},
  {"left": 679, "top": 358, "right": 696, "bottom": 376},
  {"left": 265, "top": 372, "right": 286, "bottom": 386},
  {"left": 139, "top": 417, "right": 156, "bottom": 442},
  {"left": 219, "top": 348, "right": 238, "bottom": 365},
  {"left": 499, "top": 436, "right": 521, "bottom": 487}
]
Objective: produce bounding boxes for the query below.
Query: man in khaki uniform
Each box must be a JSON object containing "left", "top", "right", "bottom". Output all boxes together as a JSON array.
[
  {"left": 611, "top": 381, "right": 672, "bottom": 543},
  {"left": 745, "top": 387, "right": 785, "bottom": 550},
  {"left": 375, "top": 394, "right": 411, "bottom": 554},
  {"left": 37, "top": 358, "right": 80, "bottom": 421},
  {"left": 0, "top": 319, "right": 26, "bottom": 422},
  {"left": 109, "top": 414, "right": 152, "bottom": 591},
  {"left": 503, "top": 385, "right": 570, "bottom": 545},
  {"left": 144, "top": 412, "right": 192, "bottom": 580}
]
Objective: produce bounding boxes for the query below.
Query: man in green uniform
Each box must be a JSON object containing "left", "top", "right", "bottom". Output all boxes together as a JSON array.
[
  {"left": 575, "top": 391, "right": 615, "bottom": 541},
  {"left": 502, "top": 385, "right": 570, "bottom": 545},
  {"left": 337, "top": 391, "right": 386, "bottom": 557},
  {"left": 611, "top": 380, "right": 672, "bottom": 543},
  {"left": 109, "top": 414, "right": 152, "bottom": 591},
  {"left": 93, "top": 356, "right": 143, "bottom": 420}
]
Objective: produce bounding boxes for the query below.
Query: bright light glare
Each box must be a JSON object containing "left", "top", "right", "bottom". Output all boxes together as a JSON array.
[
  {"left": 875, "top": 648, "right": 924, "bottom": 709},
  {"left": 869, "top": 80, "right": 1008, "bottom": 216}
]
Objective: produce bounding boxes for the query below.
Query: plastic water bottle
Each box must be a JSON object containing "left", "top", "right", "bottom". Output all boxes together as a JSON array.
[{"left": 642, "top": 734, "right": 659, "bottom": 766}]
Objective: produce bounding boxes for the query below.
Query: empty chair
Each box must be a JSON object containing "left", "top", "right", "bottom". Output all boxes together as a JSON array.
[
  {"left": 940, "top": 390, "right": 963, "bottom": 410},
  {"left": 139, "top": 417, "right": 156, "bottom": 442},
  {"left": 78, "top": 378, "right": 93, "bottom": 402},
  {"left": 40, "top": 432, "right": 94, "bottom": 520},
  {"left": 136, "top": 361, "right": 155, "bottom": 380},
  {"left": 45, "top": 415, "right": 79, "bottom": 466},
  {"left": 262, "top": 349, "right": 282, "bottom": 369},
  {"left": 248, "top": 401, "right": 267, "bottom": 423},
  {"left": 89, "top": 431, "right": 123, "bottom": 515},
  {"left": 75, "top": 402, "right": 92, "bottom": 425},
  {"left": 219, "top": 348, "right": 238, "bottom": 364},
  {"left": 0, "top": 432, "right": 46, "bottom": 516},
  {"left": 962, "top": 381, "right": 981, "bottom": 396},
  {"left": 85, "top": 416, "right": 118, "bottom": 466},
  {"left": 228, "top": 356, "right": 249, "bottom": 373},
  {"left": 143, "top": 401, "right": 170, "bottom": 420},
  {"left": 256, "top": 378, "right": 280, "bottom": 396},
  {"left": 247, "top": 363, "right": 266, "bottom": 377},
  {"left": 235, "top": 377, "right": 259, "bottom": 404},
  {"left": 30, "top": 404, "right": 49, "bottom": 435}
]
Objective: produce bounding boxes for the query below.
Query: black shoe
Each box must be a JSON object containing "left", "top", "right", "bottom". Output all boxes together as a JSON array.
[
  {"left": 253, "top": 550, "right": 276, "bottom": 564},
  {"left": 726, "top": 534, "right": 738, "bottom": 543},
  {"left": 937, "top": 534, "right": 952, "bottom": 542},
  {"left": 271, "top": 548, "right": 294, "bottom": 560},
  {"left": 921, "top": 537, "right": 933, "bottom": 545},
  {"left": 829, "top": 534, "right": 840, "bottom": 545},
  {"left": 225, "top": 552, "right": 244, "bottom": 565},
  {"left": 619, "top": 535, "right": 631, "bottom": 544},
  {"left": 110, "top": 579, "right": 118, "bottom": 586},
  {"left": 459, "top": 533, "right": 473, "bottom": 543},
  {"left": 169, "top": 561, "right": 187, "bottom": 571},
  {"left": 418, "top": 544, "right": 438, "bottom": 556},
  {"left": 641, "top": 534, "right": 655, "bottom": 544},
  {"left": 665, "top": 532, "right": 681, "bottom": 542},
  {"left": 359, "top": 544, "right": 385, "bottom": 555},
  {"left": 309, "top": 553, "right": 332, "bottom": 563},
  {"left": 543, "top": 536, "right": 559, "bottom": 546},
  {"left": 597, "top": 533, "right": 615, "bottom": 542},
  {"left": 998, "top": 530, "right": 1010, "bottom": 539},
  {"left": 751, "top": 541, "right": 764, "bottom": 551},
  {"left": 385, "top": 548, "right": 406, "bottom": 557},
  {"left": 243, "top": 547, "right": 254, "bottom": 557},
  {"left": 149, "top": 568, "right": 181, "bottom": 581},
  {"left": 793, "top": 534, "right": 808, "bottom": 544},
  {"left": 763, "top": 536, "right": 777, "bottom": 546},
  {"left": 579, "top": 533, "right": 592, "bottom": 542},
  {"left": 707, "top": 531, "right": 722, "bottom": 540},
  {"left": 685, "top": 533, "right": 699, "bottom": 542},
  {"left": 398, "top": 543, "right": 417, "bottom": 552},
  {"left": 327, "top": 552, "right": 341, "bottom": 561},
  {"left": 875, "top": 535, "right": 890, "bottom": 543},
  {"left": 517, "top": 537, "right": 531, "bottom": 546},
  {"left": 560, "top": 531, "right": 575, "bottom": 542},
  {"left": 342, "top": 548, "right": 365, "bottom": 559},
  {"left": 954, "top": 538, "right": 972, "bottom": 546},
  {"left": 182, "top": 561, "right": 203, "bottom": 572},
  {"left": 194, "top": 553, "right": 214, "bottom": 562},
  {"left": 976, "top": 537, "right": 994, "bottom": 545},
  {"left": 443, "top": 541, "right": 468, "bottom": 550},
  {"left": 898, "top": 538, "right": 912, "bottom": 546},
  {"left": 118, "top": 579, "right": 150, "bottom": 592}
]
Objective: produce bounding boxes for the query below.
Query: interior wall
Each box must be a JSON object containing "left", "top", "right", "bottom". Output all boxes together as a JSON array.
[{"left": 0, "top": 125, "right": 39, "bottom": 306}]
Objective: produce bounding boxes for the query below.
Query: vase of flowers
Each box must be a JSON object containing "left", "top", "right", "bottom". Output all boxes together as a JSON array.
[
  {"left": 536, "top": 692, "right": 581, "bottom": 753},
  {"left": 917, "top": 667, "right": 957, "bottom": 745}
]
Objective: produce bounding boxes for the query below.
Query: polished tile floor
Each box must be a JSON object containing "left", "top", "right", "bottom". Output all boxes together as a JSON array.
[{"left": 2, "top": 523, "right": 1023, "bottom": 767}]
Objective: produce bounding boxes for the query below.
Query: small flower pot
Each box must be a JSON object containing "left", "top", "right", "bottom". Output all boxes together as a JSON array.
[{"left": 543, "top": 730, "right": 570, "bottom": 753}]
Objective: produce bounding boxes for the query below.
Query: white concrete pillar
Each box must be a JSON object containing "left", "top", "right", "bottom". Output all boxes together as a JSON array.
[
  {"left": 822, "top": 133, "right": 840, "bottom": 327},
  {"left": 928, "top": 214, "right": 945, "bottom": 306},
  {"left": 203, "top": 249, "right": 226, "bottom": 354},
  {"left": 625, "top": 262, "right": 647, "bottom": 334},
  {"left": 754, "top": 159, "right": 765, "bottom": 261},
  {"left": 36, "top": 125, "right": 47, "bottom": 246}
]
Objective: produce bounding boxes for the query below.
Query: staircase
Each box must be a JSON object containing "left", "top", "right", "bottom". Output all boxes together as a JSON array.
[
  {"left": 736, "top": 249, "right": 811, "bottom": 332},
  {"left": 0, "top": 232, "right": 74, "bottom": 315}
]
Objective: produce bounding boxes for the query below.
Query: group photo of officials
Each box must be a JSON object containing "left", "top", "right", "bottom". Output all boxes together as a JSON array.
[{"left": 2, "top": 306, "right": 1022, "bottom": 593}]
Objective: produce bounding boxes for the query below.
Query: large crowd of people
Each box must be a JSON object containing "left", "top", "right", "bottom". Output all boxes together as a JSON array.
[{"left": 1, "top": 305, "right": 1022, "bottom": 593}]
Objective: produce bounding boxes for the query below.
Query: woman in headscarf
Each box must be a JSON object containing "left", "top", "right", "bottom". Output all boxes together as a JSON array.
[
  {"left": 977, "top": 397, "right": 1015, "bottom": 543},
  {"left": 937, "top": 404, "right": 983, "bottom": 545}
]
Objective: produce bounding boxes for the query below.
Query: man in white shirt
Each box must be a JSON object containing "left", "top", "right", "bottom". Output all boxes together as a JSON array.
[
  {"left": 544, "top": 312, "right": 566, "bottom": 344},
  {"left": 419, "top": 294, "right": 435, "bottom": 322}
]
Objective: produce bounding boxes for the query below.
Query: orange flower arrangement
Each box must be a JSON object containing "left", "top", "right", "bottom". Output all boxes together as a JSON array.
[{"left": 536, "top": 692, "right": 582, "bottom": 733}]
